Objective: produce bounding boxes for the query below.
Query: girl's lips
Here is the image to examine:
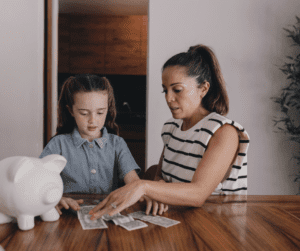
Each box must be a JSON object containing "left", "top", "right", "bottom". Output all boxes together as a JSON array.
[{"left": 88, "top": 127, "right": 97, "bottom": 131}]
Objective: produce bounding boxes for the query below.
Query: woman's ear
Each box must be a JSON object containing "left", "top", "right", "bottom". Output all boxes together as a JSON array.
[
  {"left": 66, "top": 105, "right": 74, "bottom": 117},
  {"left": 200, "top": 81, "right": 210, "bottom": 98}
]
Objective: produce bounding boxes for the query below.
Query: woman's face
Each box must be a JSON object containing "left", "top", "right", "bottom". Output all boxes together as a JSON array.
[{"left": 162, "top": 66, "right": 207, "bottom": 121}]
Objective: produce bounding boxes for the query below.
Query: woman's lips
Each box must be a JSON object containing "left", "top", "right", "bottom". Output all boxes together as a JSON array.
[{"left": 170, "top": 107, "right": 179, "bottom": 112}]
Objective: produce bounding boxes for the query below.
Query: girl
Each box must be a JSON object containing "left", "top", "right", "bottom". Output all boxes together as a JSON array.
[
  {"left": 89, "top": 45, "right": 250, "bottom": 220},
  {"left": 40, "top": 74, "right": 167, "bottom": 215}
]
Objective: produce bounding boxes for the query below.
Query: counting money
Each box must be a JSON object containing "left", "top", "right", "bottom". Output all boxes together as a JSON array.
[{"left": 78, "top": 206, "right": 108, "bottom": 230}]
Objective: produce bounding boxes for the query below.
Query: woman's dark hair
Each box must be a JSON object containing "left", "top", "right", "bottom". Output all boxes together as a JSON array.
[
  {"left": 56, "top": 74, "right": 119, "bottom": 136},
  {"left": 162, "top": 44, "right": 229, "bottom": 115}
]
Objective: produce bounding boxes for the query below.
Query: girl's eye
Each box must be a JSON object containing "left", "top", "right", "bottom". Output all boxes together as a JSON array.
[{"left": 80, "top": 113, "right": 88, "bottom": 116}]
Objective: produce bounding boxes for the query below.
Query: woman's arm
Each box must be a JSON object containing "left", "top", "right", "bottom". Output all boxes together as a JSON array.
[
  {"left": 90, "top": 124, "right": 238, "bottom": 218},
  {"left": 153, "top": 148, "right": 165, "bottom": 181}
]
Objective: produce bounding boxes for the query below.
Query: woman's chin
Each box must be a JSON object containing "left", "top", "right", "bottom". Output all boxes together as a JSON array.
[{"left": 171, "top": 113, "right": 182, "bottom": 119}]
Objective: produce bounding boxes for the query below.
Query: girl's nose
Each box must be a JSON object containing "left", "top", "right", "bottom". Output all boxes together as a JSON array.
[{"left": 88, "top": 113, "right": 96, "bottom": 123}]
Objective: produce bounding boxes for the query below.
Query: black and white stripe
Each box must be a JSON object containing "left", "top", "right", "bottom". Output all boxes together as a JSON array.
[{"left": 161, "top": 113, "right": 250, "bottom": 195}]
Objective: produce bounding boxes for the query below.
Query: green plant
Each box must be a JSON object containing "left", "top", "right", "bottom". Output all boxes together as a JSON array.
[{"left": 272, "top": 16, "right": 300, "bottom": 191}]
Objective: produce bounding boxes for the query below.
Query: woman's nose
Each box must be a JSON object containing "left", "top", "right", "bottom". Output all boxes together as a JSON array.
[{"left": 166, "top": 91, "right": 175, "bottom": 103}]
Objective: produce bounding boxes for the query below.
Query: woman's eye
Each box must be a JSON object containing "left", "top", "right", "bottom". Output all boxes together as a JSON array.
[
  {"left": 174, "top": 89, "right": 181, "bottom": 93},
  {"left": 162, "top": 89, "right": 167, "bottom": 94},
  {"left": 97, "top": 113, "right": 103, "bottom": 115}
]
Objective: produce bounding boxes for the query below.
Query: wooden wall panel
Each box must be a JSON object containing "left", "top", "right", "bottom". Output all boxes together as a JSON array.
[
  {"left": 69, "top": 44, "right": 105, "bottom": 74},
  {"left": 58, "top": 14, "right": 147, "bottom": 75},
  {"left": 106, "top": 16, "right": 141, "bottom": 42},
  {"left": 141, "top": 16, "right": 148, "bottom": 42},
  {"left": 58, "top": 15, "right": 70, "bottom": 73}
]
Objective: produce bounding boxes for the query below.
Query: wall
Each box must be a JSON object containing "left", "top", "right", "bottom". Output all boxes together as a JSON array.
[
  {"left": 147, "top": 0, "right": 300, "bottom": 195},
  {"left": 0, "top": 1, "right": 44, "bottom": 159}
]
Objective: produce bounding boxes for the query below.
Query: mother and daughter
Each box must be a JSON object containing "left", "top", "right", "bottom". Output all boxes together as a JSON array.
[{"left": 40, "top": 44, "right": 249, "bottom": 219}]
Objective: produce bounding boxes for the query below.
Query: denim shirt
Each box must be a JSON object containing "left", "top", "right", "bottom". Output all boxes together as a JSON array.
[{"left": 39, "top": 127, "right": 140, "bottom": 194}]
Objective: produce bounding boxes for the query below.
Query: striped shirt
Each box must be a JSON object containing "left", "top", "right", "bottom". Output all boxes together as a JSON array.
[{"left": 161, "top": 112, "right": 250, "bottom": 195}]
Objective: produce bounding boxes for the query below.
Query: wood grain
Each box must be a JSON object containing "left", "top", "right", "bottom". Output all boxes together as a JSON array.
[
  {"left": 58, "top": 14, "right": 147, "bottom": 75},
  {"left": 1, "top": 195, "right": 300, "bottom": 251}
]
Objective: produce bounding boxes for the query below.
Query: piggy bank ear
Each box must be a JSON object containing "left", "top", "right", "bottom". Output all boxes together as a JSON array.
[
  {"left": 8, "top": 157, "right": 35, "bottom": 183},
  {"left": 41, "top": 154, "right": 67, "bottom": 173}
]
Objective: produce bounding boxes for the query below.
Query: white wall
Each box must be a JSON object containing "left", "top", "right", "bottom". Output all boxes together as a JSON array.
[
  {"left": 147, "top": 0, "right": 300, "bottom": 195},
  {"left": 0, "top": 1, "right": 44, "bottom": 159}
]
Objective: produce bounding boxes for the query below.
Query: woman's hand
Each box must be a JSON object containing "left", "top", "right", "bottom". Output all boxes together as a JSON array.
[
  {"left": 139, "top": 180, "right": 168, "bottom": 215},
  {"left": 89, "top": 180, "right": 146, "bottom": 220},
  {"left": 139, "top": 195, "right": 168, "bottom": 215},
  {"left": 55, "top": 197, "right": 84, "bottom": 215}
]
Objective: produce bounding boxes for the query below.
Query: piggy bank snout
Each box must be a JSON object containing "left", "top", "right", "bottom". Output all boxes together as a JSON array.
[{"left": 43, "top": 188, "right": 62, "bottom": 205}]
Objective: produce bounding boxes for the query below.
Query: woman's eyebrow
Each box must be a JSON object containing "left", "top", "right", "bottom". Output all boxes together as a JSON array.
[{"left": 162, "top": 83, "right": 181, "bottom": 88}]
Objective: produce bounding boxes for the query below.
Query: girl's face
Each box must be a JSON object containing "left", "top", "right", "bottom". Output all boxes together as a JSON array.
[
  {"left": 69, "top": 91, "right": 108, "bottom": 142},
  {"left": 162, "top": 66, "right": 208, "bottom": 122}
]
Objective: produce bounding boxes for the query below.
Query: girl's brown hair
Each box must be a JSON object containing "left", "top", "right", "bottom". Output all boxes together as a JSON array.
[
  {"left": 56, "top": 74, "right": 119, "bottom": 136},
  {"left": 162, "top": 44, "right": 229, "bottom": 115}
]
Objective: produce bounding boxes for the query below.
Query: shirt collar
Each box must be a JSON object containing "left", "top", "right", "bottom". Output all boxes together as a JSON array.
[
  {"left": 72, "top": 127, "right": 109, "bottom": 148},
  {"left": 95, "top": 127, "right": 108, "bottom": 148}
]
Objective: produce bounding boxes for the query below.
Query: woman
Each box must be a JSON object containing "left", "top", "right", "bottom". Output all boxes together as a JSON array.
[{"left": 89, "top": 44, "right": 250, "bottom": 220}]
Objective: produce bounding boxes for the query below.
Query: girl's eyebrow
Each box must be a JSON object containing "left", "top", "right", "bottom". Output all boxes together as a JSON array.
[{"left": 78, "top": 108, "right": 107, "bottom": 111}]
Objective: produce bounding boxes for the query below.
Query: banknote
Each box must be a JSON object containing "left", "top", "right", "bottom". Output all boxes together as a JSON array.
[
  {"left": 119, "top": 220, "right": 148, "bottom": 231},
  {"left": 128, "top": 211, "right": 148, "bottom": 220},
  {"left": 78, "top": 206, "right": 108, "bottom": 230},
  {"left": 128, "top": 211, "right": 180, "bottom": 228},
  {"left": 145, "top": 216, "right": 180, "bottom": 228},
  {"left": 102, "top": 212, "right": 122, "bottom": 221},
  {"left": 112, "top": 215, "right": 134, "bottom": 226}
]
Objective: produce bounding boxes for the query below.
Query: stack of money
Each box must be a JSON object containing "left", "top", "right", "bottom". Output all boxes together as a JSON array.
[
  {"left": 78, "top": 206, "right": 148, "bottom": 231},
  {"left": 102, "top": 212, "right": 148, "bottom": 231},
  {"left": 77, "top": 206, "right": 108, "bottom": 230},
  {"left": 77, "top": 206, "right": 180, "bottom": 231}
]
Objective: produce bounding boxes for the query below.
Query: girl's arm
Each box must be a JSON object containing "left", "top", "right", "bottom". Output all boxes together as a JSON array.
[
  {"left": 90, "top": 124, "right": 238, "bottom": 218},
  {"left": 123, "top": 170, "right": 140, "bottom": 184}
]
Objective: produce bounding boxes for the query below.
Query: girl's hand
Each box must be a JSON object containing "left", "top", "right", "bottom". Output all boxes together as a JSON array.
[
  {"left": 139, "top": 195, "right": 169, "bottom": 215},
  {"left": 89, "top": 180, "right": 146, "bottom": 220},
  {"left": 55, "top": 197, "right": 84, "bottom": 215}
]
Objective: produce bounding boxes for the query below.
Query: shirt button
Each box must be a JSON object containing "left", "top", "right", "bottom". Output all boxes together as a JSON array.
[
  {"left": 89, "top": 144, "right": 93, "bottom": 148},
  {"left": 91, "top": 169, "right": 96, "bottom": 174}
]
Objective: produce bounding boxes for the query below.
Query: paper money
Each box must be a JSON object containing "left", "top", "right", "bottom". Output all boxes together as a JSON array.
[
  {"left": 119, "top": 220, "right": 148, "bottom": 231},
  {"left": 128, "top": 211, "right": 180, "bottom": 228},
  {"left": 78, "top": 206, "right": 108, "bottom": 230},
  {"left": 102, "top": 212, "right": 122, "bottom": 221},
  {"left": 102, "top": 213, "right": 135, "bottom": 225}
]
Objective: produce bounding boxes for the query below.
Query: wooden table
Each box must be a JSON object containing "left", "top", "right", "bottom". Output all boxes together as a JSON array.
[{"left": 1, "top": 195, "right": 300, "bottom": 251}]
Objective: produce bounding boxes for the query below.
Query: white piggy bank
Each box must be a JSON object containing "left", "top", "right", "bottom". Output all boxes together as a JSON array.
[{"left": 0, "top": 154, "right": 66, "bottom": 230}]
